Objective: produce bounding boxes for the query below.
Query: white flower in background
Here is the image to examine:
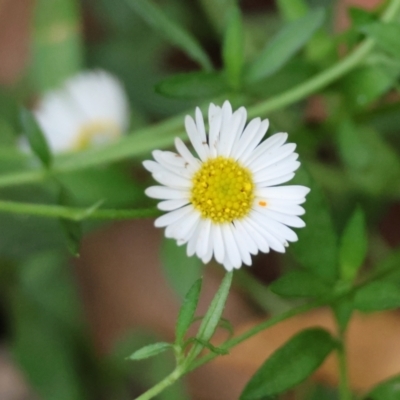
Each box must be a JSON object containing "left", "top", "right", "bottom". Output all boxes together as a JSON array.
[
  {"left": 32, "top": 70, "right": 129, "bottom": 153},
  {"left": 144, "top": 101, "right": 310, "bottom": 271}
]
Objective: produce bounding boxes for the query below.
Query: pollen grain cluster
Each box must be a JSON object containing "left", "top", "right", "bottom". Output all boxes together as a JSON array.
[{"left": 190, "top": 156, "right": 254, "bottom": 223}]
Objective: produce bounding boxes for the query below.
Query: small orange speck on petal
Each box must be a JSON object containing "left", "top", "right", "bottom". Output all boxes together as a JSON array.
[{"left": 259, "top": 201, "right": 267, "bottom": 207}]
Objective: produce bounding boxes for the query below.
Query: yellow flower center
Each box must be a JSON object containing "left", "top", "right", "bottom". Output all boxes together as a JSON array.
[
  {"left": 73, "top": 120, "right": 120, "bottom": 151},
  {"left": 190, "top": 156, "right": 255, "bottom": 223}
]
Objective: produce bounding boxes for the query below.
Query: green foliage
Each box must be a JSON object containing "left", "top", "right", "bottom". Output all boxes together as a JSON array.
[
  {"left": 155, "top": 72, "right": 227, "bottom": 99},
  {"left": 276, "top": 0, "right": 308, "bottom": 21},
  {"left": 128, "top": 342, "right": 172, "bottom": 361},
  {"left": 339, "top": 207, "right": 367, "bottom": 282},
  {"left": 270, "top": 269, "right": 330, "bottom": 298},
  {"left": 125, "top": 0, "right": 212, "bottom": 71},
  {"left": 362, "top": 22, "right": 400, "bottom": 59},
  {"left": 195, "top": 272, "right": 233, "bottom": 345},
  {"left": 161, "top": 237, "right": 202, "bottom": 298},
  {"left": 32, "top": 0, "right": 83, "bottom": 91},
  {"left": 20, "top": 108, "right": 52, "bottom": 168},
  {"left": 175, "top": 278, "right": 202, "bottom": 345},
  {"left": 245, "top": 8, "right": 325, "bottom": 83},
  {"left": 367, "top": 375, "right": 400, "bottom": 400},
  {"left": 354, "top": 281, "right": 400, "bottom": 312},
  {"left": 240, "top": 328, "right": 336, "bottom": 399},
  {"left": 222, "top": 6, "right": 244, "bottom": 90},
  {"left": 198, "top": 0, "right": 238, "bottom": 35},
  {"left": 290, "top": 168, "right": 338, "bottom": 282}
]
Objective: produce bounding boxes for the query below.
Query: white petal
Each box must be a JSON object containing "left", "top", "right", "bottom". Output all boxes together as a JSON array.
[
  {"left": 248, "top": 143, "right": 297, "bottom": 172},
  {"left": 157, "top": 199, "right": 190, "bottom": 211},
  {"left": 153, "top": 170, "right": 192, "bottom": 189},
  {"left": 237, "top": 119, "right": 270, "bottom": 163},
  {"left": 174, "top": 138, "right": 201, "bottom": 169},
  {"left": 242, "top": 218, "right": 270, "bottom": 253},
  {"left": 155, "top": 205, "right": 194, "bottom": 228},
  {"left": 252, "top": 152, "right": 299, "bottom": 175},
  {"left": 231, "top": 225, "right": 252, "bottom": 266},
  {"left": 233, "top": 220, "right": 258, "bottom": 255},
  {"left": 257, "top": 173, "right": 295, "bottom": 187},
  {"left": 221, "top": 223, "right": 242, "bottom": 269},
  {"left": 187, "top": 220, "right": 203, "bottom": 257},
  {"left": 256, "top": 185, "right": 310, "bottom": 200},
  {"left": 195, "top": 107, "right": 207, "bottom": 143},
  {"left": 173, "top": 212, "right": 201, "bottom": 244},
  {"left": 185, "top": 115, "right": 209, "bottom": 161},
  {"left": 219, "top": 107, "right": 245, "bottom": 157},
  {"left": 145, "top": 186, "right": 190, "bottom": 200},
  {"left": 202, "top": 226, "right": 214, "bottom": 264},
  {"left": 208, "top": 104, "right": 222, "bottom": 157},
  {"left": 254, "top": 161, "right": 300, "bottom": 184},
  {"left": 257, "top": 208, "right": 306, "bottom": 228},
  {"left": 196, "top": 219, "right": 212, "bottom": 258},
  {"left": 231, "top": 117, "right": 261, "bottom": 160},
  {"left": 212, "top": 224, "right": 225, "bottom": 264},
  {"left": 265, "top": 203, "right": 305, "bottom": 216}
]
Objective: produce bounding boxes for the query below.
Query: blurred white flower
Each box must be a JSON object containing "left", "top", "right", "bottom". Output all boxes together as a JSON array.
[
  {"left": 32, "top": 70, "right": 129, "bottom": 153},
  {"left": 144, "top": 100, "right": 310, "bottom": 271}
]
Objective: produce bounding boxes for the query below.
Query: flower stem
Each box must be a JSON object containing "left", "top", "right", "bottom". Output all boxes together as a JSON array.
[{"left": 337, "top": 329, "right": 352, "bottom": 400}]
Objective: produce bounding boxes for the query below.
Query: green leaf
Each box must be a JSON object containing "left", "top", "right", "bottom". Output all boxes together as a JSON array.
[
  {"left": 340, "top": 65, "right": 400, "bottom": 109},
  {"left": 362, "top": 22, "right": 400, "bottom": 59},
  {"left": 290, "top": 168, "right": 338, "bottom": 282},
  {"left": 240, "top": 328, "right": 336, "bottom": 399},
  {"left": 161, "top": 237, "right": 202, "bottom": 298},
  {"left": 20, "top": 107, "right": 52, "bottom": 168},
  {"left": 339, "top": 207, "right": 367, "bottom": 282},
  {"left": 333, "top": 295, "right": 354, "bottom": 333},
  {"left": 127, "top": 342, "right": 172, "bottom": 361},
  {"left": 198, "top": 0, "right": 238, "bottom": 35},
  {"left": 337, "top": 119, "right": 400, "bottom": 196},
  {"left": 192, "top": 338, "right": 229, "bottom": 355},
  {"left": 125, "top": 0, "right": 212, "bottom": 71},
  {"left": 175, "top": 278, "right": 202, "bottom": 345},
  {"left": 32, "top": 0, "right": 83, "bottom": 91},
  {"left": 270, "top": 270, "right": 330, "bottom": 298},
  {"left": 368, "top": 374, "right": 400, "bottom": 400},
  {"left": 222, "top": 6, "right": 244, "bottom": 90},
  {"left": 276, "top": 0, "right": 308, "bottom": 21},
  {"left": 155, "top": 71, "right": 226, "bottom": 99},
  {"left": 196, "top": 272, "right": 233, "bottom": 344},
  {"left": 354, "top": 281, "right": 400, "bottom": 312},
  {"left": 349, "top": 7, "right": 375, "bottom": 27},
  {"left": 245, "top": 8, "right": 325, "bottom": 83}
]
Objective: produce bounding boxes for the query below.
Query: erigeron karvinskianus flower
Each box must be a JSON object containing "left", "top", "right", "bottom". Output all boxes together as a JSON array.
[
  {"left": 32, "top": 70, "right": 129, "bottom": 153},
  {"left": 144, "top": 101, "right": 310, "bottom": 271}
]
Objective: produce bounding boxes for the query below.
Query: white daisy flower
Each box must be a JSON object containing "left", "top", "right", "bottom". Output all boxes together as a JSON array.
[
  {"left": 144, "top": 101, "right": 310, "bottom": 271},
  {"left": 32, "top": 70, "right": 129, "bottom": 153}
]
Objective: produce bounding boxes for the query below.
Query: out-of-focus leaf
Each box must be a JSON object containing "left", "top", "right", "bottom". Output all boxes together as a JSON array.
[
  {"left": 155, "top": 71, "right": 226, "bottom": 99},
  {"left": 198, "top": 0, "right": 237, "bottom": 35},
  {"left": 341, "top": 65, "right": 400, "bottom": 109},
  {"left": 339, "top": 207, "right": 367, "bottom": 282},
  {"left": 161, "top": 237, "right": 202, "bottom": 298},
  {"left": 223, "top": 6, "right": 244, "bottom": 90},
  {"left": 20, "top": 108, "right": 52, "bottom": 168},
  {"left": 354, "top": 281, "right": 400, "bottom": 312},
  {"left": 349, "top": 7, "right": 375, "bottom": 27},
  {"left": 245, "top": 8, "right": 325, "bottom": 83},
  {"left": 362, "top": 22, "right": 400, "bottom": 59},
  {"left": 290, "top": 168, "right": 338, "bottom": 282},
  {"left": 196, "top": 272, "right": 232, "bottom": 344},
  {"left": 276, "top": 0, "right": 308, "bottom": 21},
  {"left": 333, "top": 295, "right": 354, "bottom": 333},
  {"left": 240, "top": 328, "right": 336, "bottom": 399},
  {"left": 367, "top": 374, "right": 400, "bottom": 400},
  {"left": 270, "top": 270, "right": 330, "bottom": 298},
  {"left": 337, "top": 119, "right": 400, "bottom": 197},
  {"left": 127, "top": 342, "right": 172, "bottom": 361},
  {"left": 125, "top": 0, "right": 212, "bottom": 71},
  {"left": 32, "top": 0, "right": 83, "bottom": 91},
  {"left": 175, "top": 278, "right": 202, "bottom": 345}
]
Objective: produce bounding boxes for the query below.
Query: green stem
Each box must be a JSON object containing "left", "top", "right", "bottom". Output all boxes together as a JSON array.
[
  {"left": 134, "top": 367, "right": 184, "bottom": 400},
  {"left": 0, "top": 200, "right": 159, "bottom": 221},
  {"left": 2, "top": 0, "right": 400, "bottom": 189},
  {"left": 337, "top": 328, "right": 352, "bottom": 400}
]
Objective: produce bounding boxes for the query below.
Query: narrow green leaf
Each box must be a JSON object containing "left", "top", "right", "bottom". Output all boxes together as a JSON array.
[
  {"left": 127, "top": 342, "right": 172, "bottom": 361},
  {"left": 270, "top": 270, "right": 330, "bottom": 298},
  {"left": 245, "top": 8, "right": 325, "bottom": 83},
  {"left": 125, "top": 0, "right": 212, "bottom": 71},
  {"left": 192, "top": 338, "right": 229, "bottom": 355},
  {"left": 20, "top": 108, "right": 52, "bottom": 168},
  {"left": 222, "top": 6, "right": 244, "bottom": 90},
  {"left": 175, "top": 278, "right": 202, "bottom": 345},
  {"left": 333, "top": 295, "right": 354, "bottom": 333},
  {"left": 362, "top": 22, "right": 400, "bottom": 59},
  {"left": 354, "top": 281, "right": 400, "bottom": 312},
  {"left": 368, "top": 374, "right": 400, "bottom": 400},
  {"left": 196, "top": 271, "right": 233, "bottom": 344},
  {"left": 349, "top": 7, "right": 375, "bottom": 27},
  {"left": 32, "top": 0, "right": 83, "bottom": 91},
  {"left": 240, "top": 328, "right": 336, "bottom": 399},
  {"left": 276, "top": 0, "right": 308, "bottom": 21},
  {"left": 198, "top": 0, "right": 238, "bottom": 35},
  {"left": 290, "top": 168, "right": 338, "bottom": 282},
  {"left": 339, "top": 207, "right": 367, "bottom": 282},
  {"left": 155, "top": 71, "right": 226, "bottom": 99}
]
